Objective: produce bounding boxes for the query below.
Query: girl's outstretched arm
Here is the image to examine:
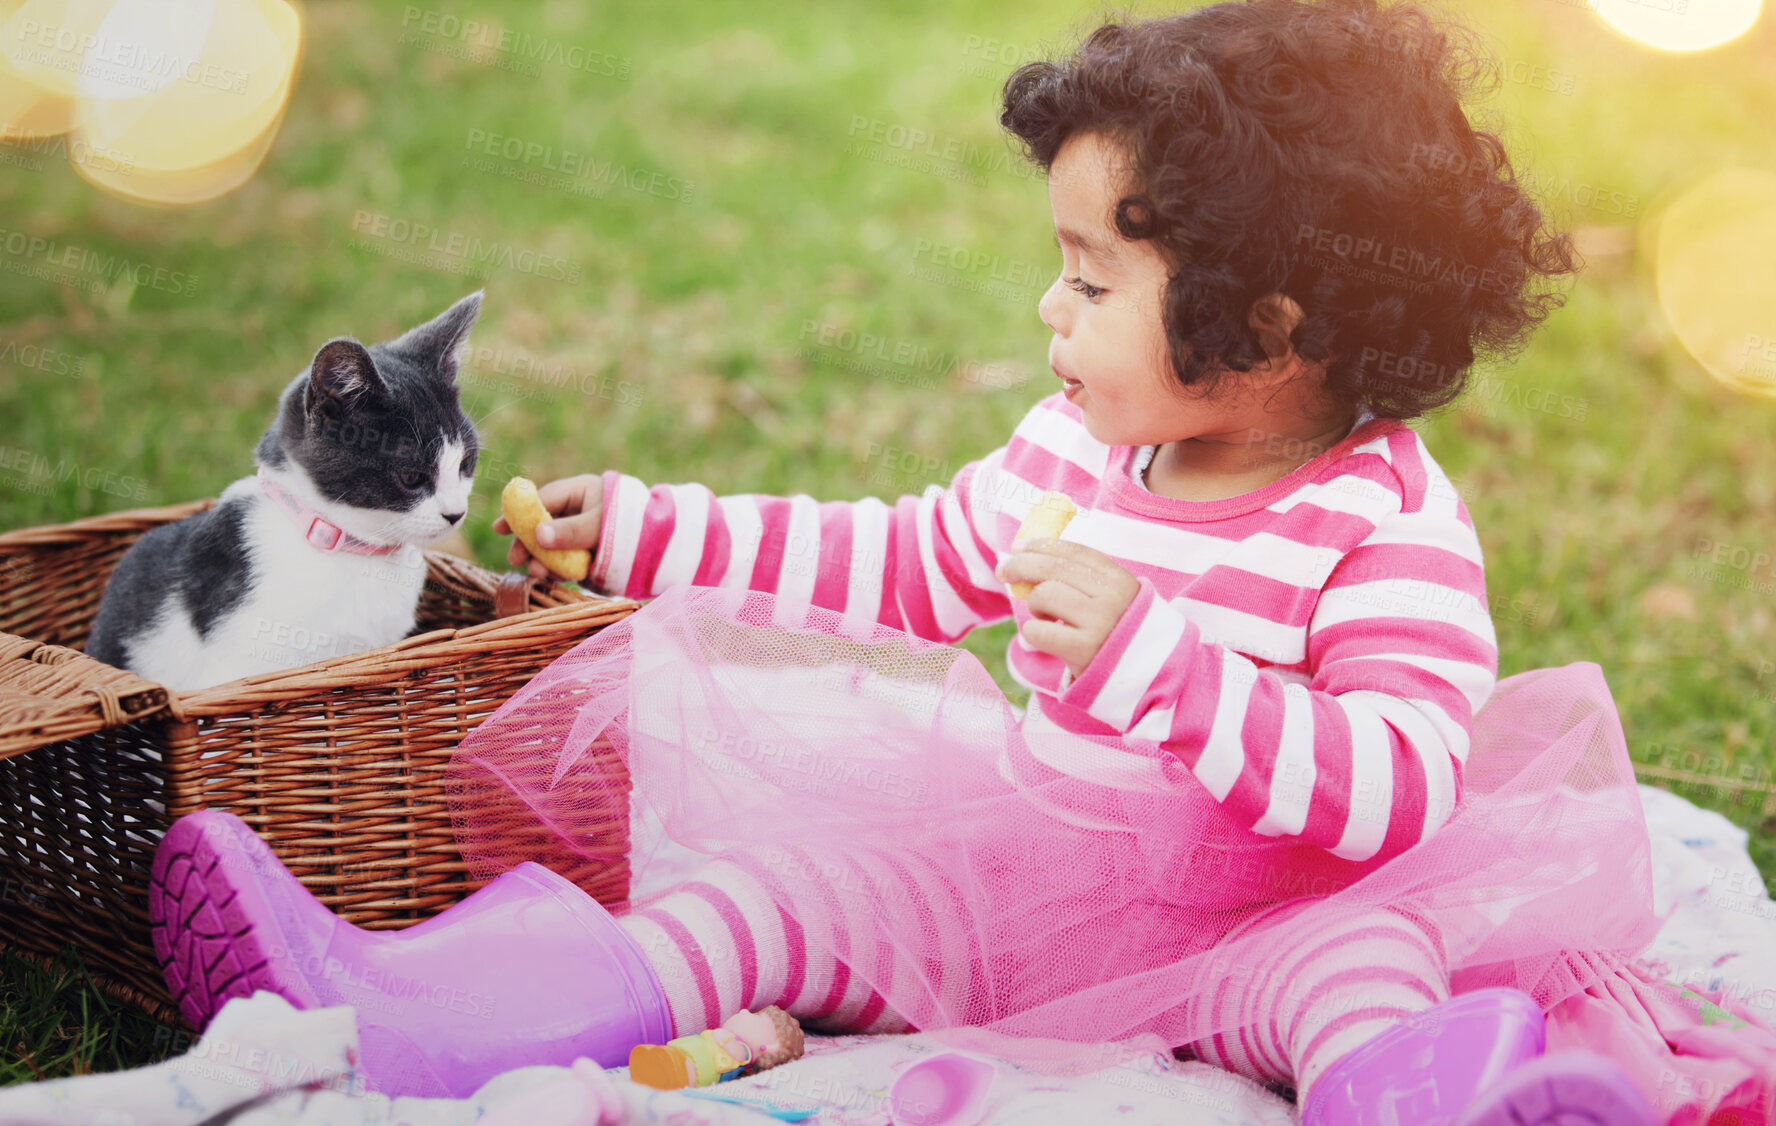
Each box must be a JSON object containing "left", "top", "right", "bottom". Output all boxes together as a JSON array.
[{"left": 586, "top": 454, "right": 1016, "bottom": 644}]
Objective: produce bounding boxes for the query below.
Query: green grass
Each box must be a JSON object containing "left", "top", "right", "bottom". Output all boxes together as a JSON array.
[
  {"left": 1, "top": 947, "right": 181, "bottom": 1083},
  {"left": 4, "top": 0, "right": 1776, "bottom": 1084}
]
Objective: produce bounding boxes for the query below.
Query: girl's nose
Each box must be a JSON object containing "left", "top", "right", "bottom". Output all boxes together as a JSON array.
[{"left": 1038, "top": 277, "right": 1067, "bottom": 335}]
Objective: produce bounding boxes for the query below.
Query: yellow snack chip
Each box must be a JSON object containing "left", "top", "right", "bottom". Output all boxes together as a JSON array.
[
  {"left": 501, "top": 476, "right": 591, "bottom": 583},
  {"left": 1008, "top": 490, "right": 1077, "bottom": 600}
]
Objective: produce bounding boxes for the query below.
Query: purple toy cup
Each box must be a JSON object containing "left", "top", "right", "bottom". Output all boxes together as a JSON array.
[{"left": 889, "top": 1052, "right": 997, "bottom": 1126}]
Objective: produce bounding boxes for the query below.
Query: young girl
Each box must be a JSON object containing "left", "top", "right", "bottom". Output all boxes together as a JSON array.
[{"left": 150, "top": 0, "right": 1775, "bottom": 1121}]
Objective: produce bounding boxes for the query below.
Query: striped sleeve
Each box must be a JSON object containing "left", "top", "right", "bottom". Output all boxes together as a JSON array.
[
  {"left": 588, "top": 453, "right": 1016, "bottom": 643},
  {"left": 1051, "top": 478, "right": 1498, "bottom": 863}
]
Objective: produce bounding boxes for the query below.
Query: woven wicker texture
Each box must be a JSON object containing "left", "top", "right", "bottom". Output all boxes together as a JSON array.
[
  {"left": 0, "top": 636, "right": 169, "bottom": 757},
  {"left": 0, "top": 500, "right": 640, "bottom": 1026}
]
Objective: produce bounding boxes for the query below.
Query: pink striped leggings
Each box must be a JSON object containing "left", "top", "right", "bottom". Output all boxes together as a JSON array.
[{"left": 616, "top": 846, "right": 1448, "bottom": 1103}]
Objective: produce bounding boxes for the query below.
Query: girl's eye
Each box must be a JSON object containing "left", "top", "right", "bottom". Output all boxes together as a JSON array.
[
  {"left": 397, "top": 470, "right": 426, "bottom": 490},
  {"left": 1065, "top": 275, "right": 1107, "bottom": 300}
]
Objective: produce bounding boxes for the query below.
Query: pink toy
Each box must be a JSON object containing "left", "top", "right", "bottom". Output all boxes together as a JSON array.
[
  {"left": 889, "top": 1053, "right": 997, "bottom": 1126},
  {"left": 148, "top": 808, "right": 673, "bottom": 1099},
  {"left": 628, "top": 1006, "right": 804, "bottom": 1090},
  {"left": 722, "top": 1007, "right": 803, "bottom": 1070}
]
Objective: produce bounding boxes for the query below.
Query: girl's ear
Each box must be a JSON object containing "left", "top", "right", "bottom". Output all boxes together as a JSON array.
[
  {"left": 1247, "top": 292, "right": 1305, "bottom": 363},
  {"left": 1245, "top": 293, "right": 1342, "bottom": 397}
]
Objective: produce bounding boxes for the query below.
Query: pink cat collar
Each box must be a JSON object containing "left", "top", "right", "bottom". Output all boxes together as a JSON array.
[{"left": 257, "top": 470, "right": 402, "bottom": 556}]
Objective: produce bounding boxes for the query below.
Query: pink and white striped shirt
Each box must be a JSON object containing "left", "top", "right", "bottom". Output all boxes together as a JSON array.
[{"left": 593, "top": 391, "right": 1498, "bottom": 864}]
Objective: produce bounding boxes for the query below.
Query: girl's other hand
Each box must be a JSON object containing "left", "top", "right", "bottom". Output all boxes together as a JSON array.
[{"left": 492, "top": 473, "right": 605, "bottom": 582}]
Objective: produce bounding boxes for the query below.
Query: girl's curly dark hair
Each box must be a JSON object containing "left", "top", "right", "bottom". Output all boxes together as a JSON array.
[{"left": 1000, "top": 0, "right": 1580, "bottom": 419}]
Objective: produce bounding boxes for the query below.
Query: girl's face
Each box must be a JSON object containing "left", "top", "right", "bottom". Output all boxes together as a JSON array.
[
  {"left": 1039, "top": 131, "right": 1323, "bottom": 455},
  {"left": 1039, "top": 131, "right": 1203, "bottom": 448}
]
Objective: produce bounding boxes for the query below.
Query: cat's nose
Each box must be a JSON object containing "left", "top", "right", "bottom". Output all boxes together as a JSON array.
[{"left": 443, "top": 510, "right": 464, "bottom": 525}]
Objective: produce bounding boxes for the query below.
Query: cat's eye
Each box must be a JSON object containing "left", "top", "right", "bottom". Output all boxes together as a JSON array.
[
  {"left": 460, "top": 454, "right": 477, "bottom": 476},
  {"left": 396, "top": 470, "right": 426, "bottom": 490}
]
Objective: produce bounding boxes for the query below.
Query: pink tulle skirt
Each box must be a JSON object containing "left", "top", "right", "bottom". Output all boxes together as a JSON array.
[{"left": 445, "top": 584, "right": 1776, "bottom": 1123}]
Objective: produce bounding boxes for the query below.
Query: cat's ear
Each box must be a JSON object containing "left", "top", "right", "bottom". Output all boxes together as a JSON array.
[
  {"left": 307, "top": 338, "right": 386, "bottom": 416},
  {"left": 389, "top": 290, "right": 482, "bottom": 383}
]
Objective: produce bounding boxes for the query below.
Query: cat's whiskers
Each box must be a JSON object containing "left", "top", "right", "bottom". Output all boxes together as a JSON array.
[{"left": 462, "top": 393, "right": 518, "bottom": 432}]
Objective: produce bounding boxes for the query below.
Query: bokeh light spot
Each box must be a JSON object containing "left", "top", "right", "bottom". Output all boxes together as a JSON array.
[
  {"left": 1654, "top": 168, "right": 1776, "bottom": 398},
  {"left": 1591, "top": 0, "right": 1760, "bottom": 53},
  {"left": 0, "top": 0, "right": 300, "bottom": 204}
]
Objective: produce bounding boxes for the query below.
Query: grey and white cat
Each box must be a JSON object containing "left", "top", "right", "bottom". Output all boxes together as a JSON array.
[{"left": 87, "top": 292, "right": 485, "bottom": 691}]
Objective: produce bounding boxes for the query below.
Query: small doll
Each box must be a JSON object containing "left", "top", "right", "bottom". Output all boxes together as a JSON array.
[{"left": 628, "top": 1006, "right": 805, "bottom": 1090}]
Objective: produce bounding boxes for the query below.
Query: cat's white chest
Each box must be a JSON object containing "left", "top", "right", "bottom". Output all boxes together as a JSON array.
[
  {"left": 137, "top": 481, "right": 429, "bottom": 691},
  {"left": 231, "top": 510, "right": 428, "bottom": 675}
]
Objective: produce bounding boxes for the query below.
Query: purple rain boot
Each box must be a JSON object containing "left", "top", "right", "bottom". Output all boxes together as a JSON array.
[
  {"left": 149, "top": 809, "right": 673, "bottom": 1100},
  {"left": 1302, "top": 987, "right": 1656, "bottom": 1126},
  {"left": 1452, "top": 1051, "right": 1661, "bottom": 1126}
]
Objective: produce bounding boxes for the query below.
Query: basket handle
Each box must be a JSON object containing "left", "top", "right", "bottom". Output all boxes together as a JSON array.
[{"left": 0, "top": 632, "right": 170, "bottom": 760}]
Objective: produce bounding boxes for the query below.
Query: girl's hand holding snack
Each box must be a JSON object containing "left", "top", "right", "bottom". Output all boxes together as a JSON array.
[
  {"left": 494, "top": 473, "right": 604, "bottom": 582},
  {"left": 996, "top": 538, "right": 1140, "bottom": 681}
]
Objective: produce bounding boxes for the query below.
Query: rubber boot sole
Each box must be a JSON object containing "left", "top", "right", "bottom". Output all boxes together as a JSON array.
[{"left": 149, "top": 809, "right": 323, "bottom": 1030}]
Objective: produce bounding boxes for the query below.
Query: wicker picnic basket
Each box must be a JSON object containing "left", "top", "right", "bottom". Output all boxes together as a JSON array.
[{"left": 0, "top": 498, "right": 640, "bottom": 1027}]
